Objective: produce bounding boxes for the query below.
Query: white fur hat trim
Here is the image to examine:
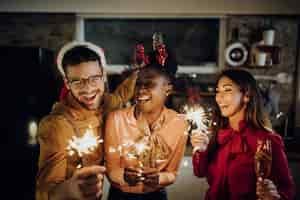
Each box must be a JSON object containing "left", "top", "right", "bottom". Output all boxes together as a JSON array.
[{"left": 56, "top": 41, "right": 107, "bottom": 78}]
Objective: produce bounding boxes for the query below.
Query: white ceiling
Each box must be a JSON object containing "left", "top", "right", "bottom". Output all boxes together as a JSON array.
[{"left": 0, "top": 0, "right": 299, "bottom": 15}]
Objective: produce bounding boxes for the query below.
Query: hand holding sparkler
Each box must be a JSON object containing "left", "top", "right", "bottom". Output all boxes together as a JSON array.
[
  {"left": 123, "top": 166, "right": 159, "bottom": 187},
  {"left": 124, "top": 167, "right": 145, "bottom": 186},
  {"left": 50, "top": 165, "right": 106, "bottom": 200},
  {"left": 123, "top": 139, "right": 151, "bottom": 186},
  {"left": 61, "top": 126, "right": 105, "bottom": 199},
  {"left": 181, "top": 104, "right": 215, "bottom": 152},
  {"left": 190, "top": 131, "right": 210, "bottom": 153}
]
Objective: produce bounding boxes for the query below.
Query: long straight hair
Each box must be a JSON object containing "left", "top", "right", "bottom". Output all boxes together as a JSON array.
[{"left": 207, "top": 69, "right": 272, "bottom": 158}]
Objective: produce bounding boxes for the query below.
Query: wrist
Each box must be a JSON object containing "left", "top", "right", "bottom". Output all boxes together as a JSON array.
[
  {"left": 192, "top": 145, "right": 207, "bottom": 154},
  {"left": 49, "top": 181, "right": 69, "bottom": 200},
  {"left": 158, "top": 172, "right": 175, "bottom": 186},
  {"left": 192, "top": 147, "right": 200, "bottom": 154}
]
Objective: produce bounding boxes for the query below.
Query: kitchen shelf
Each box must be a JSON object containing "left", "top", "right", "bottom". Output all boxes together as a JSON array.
[
  {"left": 242, "top": 65, "right": 273, "bottom": 69},
  {"left": 256, "top": 45, "right": 281, "bottom": 65}
]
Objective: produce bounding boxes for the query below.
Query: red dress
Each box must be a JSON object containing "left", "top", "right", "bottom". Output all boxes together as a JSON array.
[{"left": 192, "top": 120, "right": 295, "bottom": 200}]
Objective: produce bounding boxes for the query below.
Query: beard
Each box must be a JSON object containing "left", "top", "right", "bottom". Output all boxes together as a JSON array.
[{"left": 71, "top": 88, "right": 103, "bottom": 110}]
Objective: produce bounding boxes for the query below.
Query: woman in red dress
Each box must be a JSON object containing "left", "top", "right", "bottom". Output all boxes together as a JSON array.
[{"left": 191, "top": 69, "right": 295, "bottom": 200}]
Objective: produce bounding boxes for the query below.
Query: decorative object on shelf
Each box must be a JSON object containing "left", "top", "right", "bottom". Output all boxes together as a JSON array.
[
  {"left": 255, "top": 52, "right": 267, "bottom": 66},
  {"left": 249, "top": 44, "right": 281, "bottom": 67},
  {"left": 247, "top": 19, "right": 281, "bottom": 68},
  {"left": 256, "top": 45, "right": 281, "bottom": 65},
  {"left": 225, "top": 27, "right": 248, "bottom": 67},
  {"left": 262, "top": 18, "right": 276, "bottom": 46},
  {"left": 263, "top": 29, "right": 275, "bottom": 46}
]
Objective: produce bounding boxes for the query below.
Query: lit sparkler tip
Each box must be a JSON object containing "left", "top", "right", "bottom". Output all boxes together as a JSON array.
[
  {"left": 117, "top": 145, "right": 123, "bottom": 152},
  {"left": 68, "top": 150, "right": 75, "bottom": 156},
  {"left": 76, "top": 164, "right": 82, "bottom": 169},
  {"left": 182, "top": 104, "right": 213, "bottom": 134},
  {"left": 127, "top": 153, "right": 137, "bottom": 159},
  {"left": 135, "top": 142, "right": 150, "bottom": 155},
  {"left": 109, "top": 147, "right": 116, "bottom": 153}
]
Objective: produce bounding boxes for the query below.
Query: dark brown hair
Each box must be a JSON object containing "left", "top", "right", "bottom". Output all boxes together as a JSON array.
[
  {"left": 207, "top": 69, "right": 272, "bottom": 158},
  {"left": 62, "top": 45, "right": 102, "bottom": 74}
]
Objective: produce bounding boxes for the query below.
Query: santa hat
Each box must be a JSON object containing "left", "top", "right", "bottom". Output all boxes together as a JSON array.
[{"left": 56, "top": 41, "right": 108, "bottom": 100}]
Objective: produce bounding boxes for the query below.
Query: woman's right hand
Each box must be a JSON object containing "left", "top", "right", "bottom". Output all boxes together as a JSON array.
[
  {"left": 256, "top": 177, "right": 280, "bottom": 200},
  {"left": 190, "top": 130, "right": 210, "bottom": 153}
]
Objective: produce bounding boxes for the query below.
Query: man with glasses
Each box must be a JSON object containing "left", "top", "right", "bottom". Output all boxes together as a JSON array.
[{"left": 36, "top": 42, "right": 138, "bottom": 200}]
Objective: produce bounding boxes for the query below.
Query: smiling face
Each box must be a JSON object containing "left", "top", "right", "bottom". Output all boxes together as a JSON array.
[
  {"left": 65, "top": 61, "right": 105, "bottom": 110},
  {"left": 215, "top": 76, "right": 249, "bottom": 122},
  {"left": 135, "top": 68, "right": 171, "bottom": 115}
]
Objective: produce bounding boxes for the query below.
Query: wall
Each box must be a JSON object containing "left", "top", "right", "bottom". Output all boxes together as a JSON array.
[
  {"left": 226, "top": 16, "right": 299, "bottom": 138},
  {"left": 0, "top": 13, "right": 76, "bottom": 51}
]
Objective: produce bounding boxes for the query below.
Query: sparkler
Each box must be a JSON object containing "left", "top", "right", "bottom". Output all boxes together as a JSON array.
[
  {"left": 127, "top": 138, "right": 151, "bottom": 169},
  {"left": 108, "top": 139, "right": 150, "bottom": 182},
  {"left": 128, "top": 140, "right": 150, "bottom": 181},
  {"left": 182, "top": 104, "right": 216, "bottom": 134},
  {"left": 67, "top": 125, "right": 103, "bottom": 168},
  {"left": 109, "top": 139, "right": 150, "bottom": 168},
  {"left": 181, "top": 104, "right": 216, "bottom": 152}
]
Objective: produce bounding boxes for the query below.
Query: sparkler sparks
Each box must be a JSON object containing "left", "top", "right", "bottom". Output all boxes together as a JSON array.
[
  {"left": 181, "top": 104, "right": 216, "bottom": 152},
  {"left": 126, "top": 139, "right": 150, "bottom": 163},
  {"left": 109, "top": 139, "right": 151, "bottom": 168},
  {"left": 67, "top": 126, "right": 103, "bottom": 167},
  {"left": 128, "top": 140, "right": 152, "bottom": 169},
  {"left": 134, "top": 142, "right": 149, "bottom": 156},
  {"left": 182, "top": 104, "right": 213, "bottom": 134}
]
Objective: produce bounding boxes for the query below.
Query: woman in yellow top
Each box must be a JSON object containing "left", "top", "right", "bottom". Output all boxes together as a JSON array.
[{"left": 105, "top": 66, "right": 188, "bottom": 200}]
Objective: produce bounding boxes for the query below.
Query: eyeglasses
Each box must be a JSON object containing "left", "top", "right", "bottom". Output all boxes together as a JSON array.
[
  {"left": 136, "top": 81, "right": 157, "bottom": 90},
  {"left": 67, "top": 74, "right": 103, "bottom": 89}
]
